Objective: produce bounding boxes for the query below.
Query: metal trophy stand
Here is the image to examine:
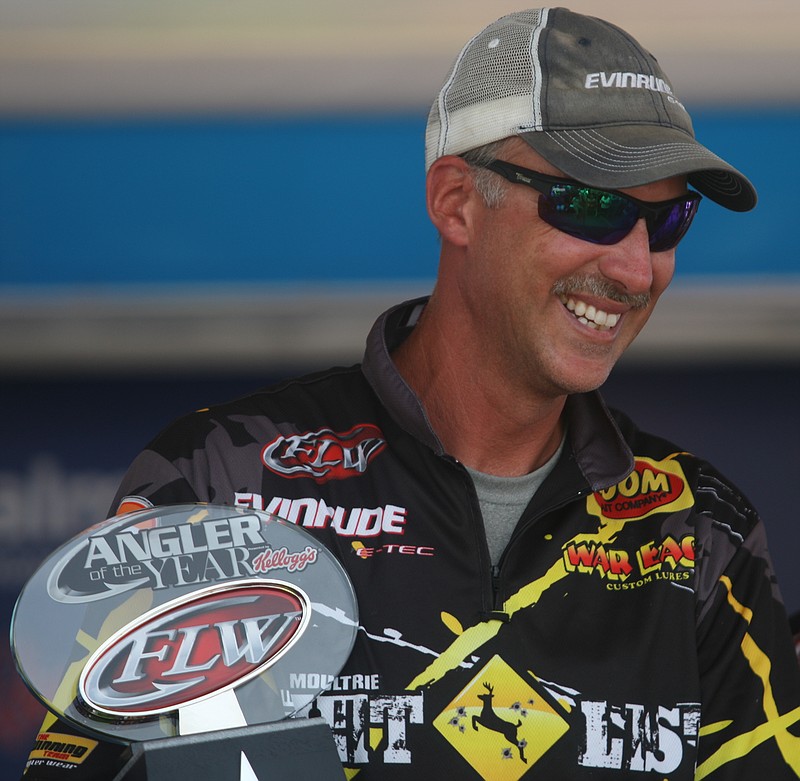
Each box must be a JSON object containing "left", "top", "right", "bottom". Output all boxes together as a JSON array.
[
  {"left": 11, "top": 505, "right": 358, "bottom": 781},
  {"left": 112, "top": 720, "right": 344, "bottom": 780}
]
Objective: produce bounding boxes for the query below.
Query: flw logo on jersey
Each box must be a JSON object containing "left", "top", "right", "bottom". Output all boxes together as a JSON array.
[
  {"left": 262, "top": 424, "right": 386, "bottom": 483},
  {"left": 586, "top": 457, "right": 693, "bottom": 524}
]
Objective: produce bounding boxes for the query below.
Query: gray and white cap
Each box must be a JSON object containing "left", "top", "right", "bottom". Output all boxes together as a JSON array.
[{"left": 425, "top": 7, "right": 756, "bottom": 211}]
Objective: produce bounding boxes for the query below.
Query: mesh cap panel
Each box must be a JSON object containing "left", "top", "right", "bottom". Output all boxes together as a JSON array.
[
  {"left": 426, "top": 10, "right": 546, "bottom": 167},
  {"left": 423, "top": 8, "right": 756, "bottom": 210}
]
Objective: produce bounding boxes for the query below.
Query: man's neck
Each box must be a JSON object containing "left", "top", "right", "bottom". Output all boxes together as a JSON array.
[{"left": 391, "top": 303, "right": 567, "bottom": 478}]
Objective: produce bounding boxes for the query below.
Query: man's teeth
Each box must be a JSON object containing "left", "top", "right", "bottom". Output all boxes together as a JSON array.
[{"left": 560, "top": 296, "right": 620, "bottom": 331}]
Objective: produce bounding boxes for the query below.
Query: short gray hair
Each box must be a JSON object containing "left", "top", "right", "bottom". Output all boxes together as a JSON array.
[{"left": 460, "top": 139, "right": 511, "bottom": 208}]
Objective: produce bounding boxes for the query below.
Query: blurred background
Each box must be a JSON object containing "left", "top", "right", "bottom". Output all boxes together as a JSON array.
[{"left": 1, "top": 0, "right": 798, "bottom": 774}]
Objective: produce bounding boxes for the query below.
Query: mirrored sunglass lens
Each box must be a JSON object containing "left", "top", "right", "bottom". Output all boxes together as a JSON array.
[
  {"left": 539, "top": 185, "right": 639, "bottom": 245},
  {"left": 647, "top": 199, "right": 698, "bottom": 252}
]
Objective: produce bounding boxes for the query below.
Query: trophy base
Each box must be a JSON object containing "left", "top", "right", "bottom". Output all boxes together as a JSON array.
[{"left": 112, "top": 717, "right": 345, "bottom": 780}]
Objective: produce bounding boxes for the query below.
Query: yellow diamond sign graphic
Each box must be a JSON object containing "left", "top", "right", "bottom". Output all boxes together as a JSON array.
[{"left": 434, "top": 655, "right": 569, "bottom": 780}]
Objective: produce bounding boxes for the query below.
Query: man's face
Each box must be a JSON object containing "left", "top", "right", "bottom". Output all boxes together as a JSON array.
[{"left": 457, "top": 140, "right": 684, "bottom": 399}]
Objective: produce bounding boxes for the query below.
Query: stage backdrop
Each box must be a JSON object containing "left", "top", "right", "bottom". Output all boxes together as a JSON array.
[{"left": 2, "top": 110, "right": 799, "bottom": 777}]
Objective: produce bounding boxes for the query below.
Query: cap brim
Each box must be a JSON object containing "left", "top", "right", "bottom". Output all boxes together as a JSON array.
[{"left": 520, "top": 125, "right": 757, "bottom": 212}]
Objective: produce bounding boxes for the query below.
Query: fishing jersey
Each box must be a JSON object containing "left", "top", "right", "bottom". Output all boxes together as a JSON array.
[{"left": 22, "top": 298, "right": 800, "bottom": 780}]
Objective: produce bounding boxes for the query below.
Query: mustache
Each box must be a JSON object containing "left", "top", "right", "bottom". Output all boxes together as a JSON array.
[{"left": 551, "top": 275, "right": 650, "bottom": 311}]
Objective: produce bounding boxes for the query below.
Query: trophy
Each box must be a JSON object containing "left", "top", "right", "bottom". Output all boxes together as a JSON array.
[{"left": 11, "top": 504, "right": 358, "bottom": 779}]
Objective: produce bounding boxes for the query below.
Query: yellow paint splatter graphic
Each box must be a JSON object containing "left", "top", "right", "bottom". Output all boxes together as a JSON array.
[
  {"left": 694, "top": 576, "right": 800, "bottom": 779},
  {"left": 403, "top": 454, "right": 799, "bottom": 777},
  {"left": 407, "top": 455, "right": 695, "bottom": 691},
  {"left": 407, "top": 516, "right": 630, "bottom": 690}
]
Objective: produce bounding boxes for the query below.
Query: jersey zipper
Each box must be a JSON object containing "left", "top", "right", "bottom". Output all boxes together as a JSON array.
[
  {"left": 447, "top": 455, "right": 502, "bottom": 620},
  {"left": 491, "top": 487, "right": 590, "bottom": 611}
]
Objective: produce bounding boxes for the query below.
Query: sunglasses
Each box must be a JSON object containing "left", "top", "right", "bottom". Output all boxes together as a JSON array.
[{"left": 479, "top": 159, "right": 702, "bottom": 252}]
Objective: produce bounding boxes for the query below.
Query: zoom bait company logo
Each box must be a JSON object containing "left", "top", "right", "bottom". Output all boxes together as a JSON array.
[
  {"left": 78, "top": 581, "right": 309, "bottom": 718},
  {"left": 586, "top": 457, "right": 694, "bottom": 523},
  {"left": 262, "top": 424, "right": 386, "bottom": 482},
  {"left": 46, "top": 509, "right": 301, "bottom": 602}
]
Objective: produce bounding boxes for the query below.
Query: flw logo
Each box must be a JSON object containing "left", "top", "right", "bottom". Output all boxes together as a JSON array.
[
  {"left": 262, "top": 424, "right": 386, "bottom": 483},
  {"left": 78, "top": 580, "right": 309, "bottom": 717},
  {"left": 586, "top": 457, "right": 694, "bottom": 523}
]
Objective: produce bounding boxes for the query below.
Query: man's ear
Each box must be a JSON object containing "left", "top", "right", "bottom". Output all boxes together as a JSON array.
[{"left": 426, "top": 156, "right": 479, "bottom": 247}]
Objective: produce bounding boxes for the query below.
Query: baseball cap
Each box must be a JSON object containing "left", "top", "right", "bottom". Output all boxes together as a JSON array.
[{"left": 425, "top": 8, "right": 756, "bottom": 211}]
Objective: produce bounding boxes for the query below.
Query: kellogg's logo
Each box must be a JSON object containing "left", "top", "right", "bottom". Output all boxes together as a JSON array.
[
  {"left": 252, "top": 545, "right": 317, "bottom": 574},
  {"left": 78, "top": 580, "right": 309, "bottom": 718},
  {"left": 262, "top": 424, "right": 386, "bottom": 483},
  {"left": 587, "top": 457, "right": 694, "bottom": 523}
]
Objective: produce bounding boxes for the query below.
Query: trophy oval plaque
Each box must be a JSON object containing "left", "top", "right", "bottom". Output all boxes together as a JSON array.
[{"left": 11, "top": 504, "right": 358, "bottom": 743}]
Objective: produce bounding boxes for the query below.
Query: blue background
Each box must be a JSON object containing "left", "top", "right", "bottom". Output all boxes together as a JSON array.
[{"left": 2, "top": 109, "right": 798, "bottom": 288}]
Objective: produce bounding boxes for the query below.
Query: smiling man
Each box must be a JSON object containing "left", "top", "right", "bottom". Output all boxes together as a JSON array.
[
  {"left": 394, "top": 138, "right": 687, "bottom": 476},
  {"left": 21, "top": 8, "right": 800, "bottom": 781}
]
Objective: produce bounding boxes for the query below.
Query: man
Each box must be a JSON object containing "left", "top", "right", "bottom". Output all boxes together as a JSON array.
[{"left": 21, "top": 8, "right": 800, "bottom": 780}]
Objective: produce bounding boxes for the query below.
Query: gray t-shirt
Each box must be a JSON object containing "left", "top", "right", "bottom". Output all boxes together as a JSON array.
[{"left": 466, "top": 437, "right": 565, "bottom": 566}]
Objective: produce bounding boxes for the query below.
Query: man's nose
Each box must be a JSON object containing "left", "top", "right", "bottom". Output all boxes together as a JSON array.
[{"left": 596, "top": 219, "right": 654, "bottom": 294}]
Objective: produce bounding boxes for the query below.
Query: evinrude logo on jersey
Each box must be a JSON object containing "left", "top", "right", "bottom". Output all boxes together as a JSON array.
[
  {"left": 78, "top": 580, "right": 309, "bottom": 718},
  {"left": 262, "top": 424, "right": 386, "bottom": 482}
]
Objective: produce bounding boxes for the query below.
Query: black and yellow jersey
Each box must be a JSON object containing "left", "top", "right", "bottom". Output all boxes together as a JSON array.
[{"left": 22, "top": 299, "right": 800, "bottom": 780}]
